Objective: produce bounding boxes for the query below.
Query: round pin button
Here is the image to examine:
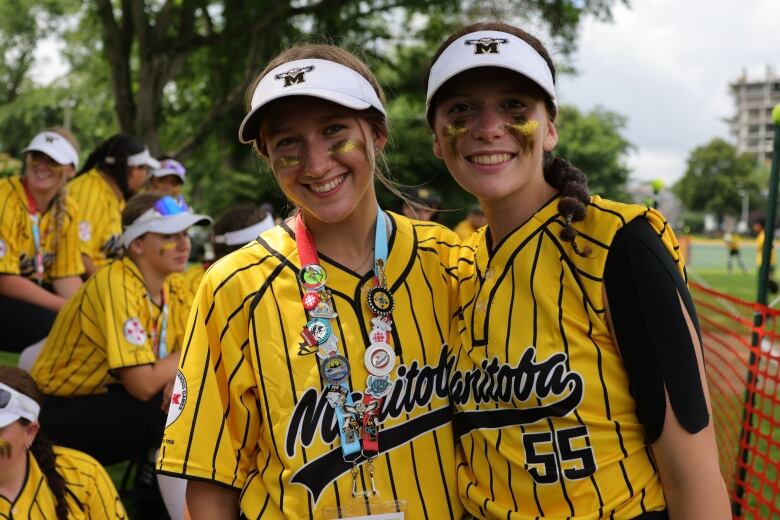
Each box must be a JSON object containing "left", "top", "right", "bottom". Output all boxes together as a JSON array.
[
  {"left": 321, "top": 354, "right": 350, "bottom": 383},
  {"left": 302, "top": 291, "right": 320, "bottom": 310},
  {"left": 369, "top": 328, "right": 388, "bottom": 345},
  {"left": 299, "top": 264, "right": 327, "bottom": 290},
  {"left": 364, "top": 343, "right": 396, "bottom": 377},
  {"left": 306, "top": 318, "right": 331, "bottom": 345},
  {"left": 367, "top": 286, "right": 394, "bottom": 316},
  {"left": 366, "top": 374, "right": 393, "bottom": 398}
]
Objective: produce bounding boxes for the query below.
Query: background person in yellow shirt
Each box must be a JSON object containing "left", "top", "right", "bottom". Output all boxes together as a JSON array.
[
  {"left": 0, "top": 129, "right": 84, "bottom": 354},
  {"left": 453, "top": 204, "right": 486, "bottom": 239},
  {"left": 69, "top": 133, "right": 160, "bottom": 276},
  {"left": 0, "top": 366, "right": 127, "bottom": 519}
]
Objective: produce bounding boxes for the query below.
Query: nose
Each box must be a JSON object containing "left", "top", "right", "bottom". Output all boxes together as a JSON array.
[
  {"left": 176, "top": 232, "right": 191, "bottom": 252},
  {"left": 301, "top": 140, "right": 333, "bottom": 178},
  {"left": 472, "top": 108, "right": 505, "bottom": 142}
]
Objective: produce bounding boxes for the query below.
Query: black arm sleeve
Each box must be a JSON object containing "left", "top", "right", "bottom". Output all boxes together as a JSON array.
[{"left": 604, "top": 218, "right": 709, "bottom": 443}]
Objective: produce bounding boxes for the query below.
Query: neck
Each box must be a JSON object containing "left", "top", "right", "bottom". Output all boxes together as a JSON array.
[
  {"left": 130, "top": 255, "right": 166, "bottom": 305},
  {"left": 299, "top": 200, "right": 380, "bottom": 274},
  {"left": 98, "top": 170, "right": 124, "bottom": 200},
  {"left": 482, "top": 177, "right": 555, "bottom": 248},
  {"left": 0, "top": 451, "right": 28, "bottom": 502},
  {"left": 22, "top": 178, "right": 57, "bottom": 213}
]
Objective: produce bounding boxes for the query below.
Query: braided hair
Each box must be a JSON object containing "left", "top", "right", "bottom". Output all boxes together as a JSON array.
[
  {"left": 425, "top": 21, "right": 592, "bottom": 256},
  {"left": 77, "top": 133, "right": 146, "bottom": 200},
  {"left": 0, "top": 367, "right": 69, "bottom": 520}
]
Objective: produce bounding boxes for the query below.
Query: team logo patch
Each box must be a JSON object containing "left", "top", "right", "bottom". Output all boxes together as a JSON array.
[
  {"left": 464, "top": 37, "right": 509, "bottom": 54},
  {"left": 274, "top": 65, "right": 315, "bottom": 87},
  {"left": 123, "top": 318, "right": 147, "bottom": 346},
  {"left": 0, "top": 238, "right": 6, "bottom": 258},
  {"left": 78, "top": 221, "right": 91, "bottom": 241},
  {"left": 165, "top": 370, "right": 188, "bottom": 428}
]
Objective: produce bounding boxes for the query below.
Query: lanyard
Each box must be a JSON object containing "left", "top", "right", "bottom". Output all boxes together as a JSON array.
[
  {"left": 148, "top": 287, "right": 170, "bottom": 359},
  {"left": 21, "top": 178, "right": 45, "bottom": 283},
  {"left": 295, "top": 208, "right": 395, "bottom": 493}
]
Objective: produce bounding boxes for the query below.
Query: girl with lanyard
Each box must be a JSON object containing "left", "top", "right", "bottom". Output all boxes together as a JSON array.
[
  {"left": 157, "top": 44, "right": 464, "bottom": 519},
  {"left": 0, "top": 129, "right": 84, "bottom": 354},
  {"left": 0, "top": 366, "right": 127, "bottom": 519},
  {"left": 426, "top": 23, "right": 729, "bottom": 519},
  {"left": 69, "top": 133, "right": 160, "bottom": 276}
]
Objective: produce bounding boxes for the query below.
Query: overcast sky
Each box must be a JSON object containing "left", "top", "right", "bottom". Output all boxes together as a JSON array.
[{"left": 556, "top": 0, "right": 780, "bottom": 187}]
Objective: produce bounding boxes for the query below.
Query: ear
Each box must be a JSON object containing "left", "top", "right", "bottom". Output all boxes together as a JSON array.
[
  {"left": 372, "top": 129, "right": 388, "bottom": 153},
  {"left": 542, "top": 119, "right": 558, "bottom": 152},
  {"left": 25, "top": 421, "right": 40, "bottom": 446},
  {"left": 128, "top": 236, "right": 146, "bottom": 256},
  {"left": 432, "top": 134, "right": 444, "bottom": 160}
]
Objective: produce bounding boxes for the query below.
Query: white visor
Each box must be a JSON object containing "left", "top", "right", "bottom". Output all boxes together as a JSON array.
[
  {"left": 123, "top": 204, "right": 212, "bottom": 248},
  {"left": 213, "top": 214, "right": 275, "bottom": 246},
  {"left": 238, "top": 58, "right": 386, "bottom": 144},
  {"left": 124, "top": 148, "right": 161, "bottom": 169},
  {"left": 22, "top": 131, "right": 80, "bottom": 168},
  {"left": 426, "top": 30, "right": 557, "bottom": 114},
  {"left": 0, "top": 382, "right": 40, "bottom": 428},
  {"left": 152, "top": 159, "right": 186, "bottom": 181}
]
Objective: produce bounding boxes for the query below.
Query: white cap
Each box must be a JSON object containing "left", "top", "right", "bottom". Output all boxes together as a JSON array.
[
  {"left": 123, "top": 196, "right": 212, "bottom": 247},
  {"left": 213, "top": 213, "right": 275, "bottom": 246},
  {"left": 22, "top": 131, "right": 80, "bottom": 168},
  {"left": 426, "top": 30, "right": 557, "bottom": 114},
  {"left": 152, "top": 159, "right": 186, "bottom": 181},
  {"left": 0, "top": 382, "right": 40, "bottom": 428},
  {"left": 238, "top": 58, "right": 386, "bottom": 144}
]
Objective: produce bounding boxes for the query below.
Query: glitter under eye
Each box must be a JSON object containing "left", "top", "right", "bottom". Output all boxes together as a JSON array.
[
  {"left": 444, "top": 120, "right": 468, "bottom": 154},
  {"left": 328, "top": 139, "right": 365, "bottom": 156},
  {"left": 273, "top": 156, "right": 301, "bottom": 170},
  {"left": 505, "top": 116, "right": 539, "bottom": 154}
]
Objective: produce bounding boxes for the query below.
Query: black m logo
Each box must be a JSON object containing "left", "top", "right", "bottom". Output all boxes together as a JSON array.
[
  {"left": 464, "top": 38, "right": 509, "bottom": 55},
  {"left": 274, "top": 66, "right": 315, "bottom": 87}
]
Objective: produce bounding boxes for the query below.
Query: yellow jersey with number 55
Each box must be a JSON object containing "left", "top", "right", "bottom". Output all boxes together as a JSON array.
[{"left": 451, "top": 196, "right": 685, "bottom": 519}]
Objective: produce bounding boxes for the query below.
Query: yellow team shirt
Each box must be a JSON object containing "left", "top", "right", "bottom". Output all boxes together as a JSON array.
[
  {"left": 182, "top": 263, "right": 208, "bottom": 298},
  {"left": 0, "top": 445, "right": 127, "bottom": 519},
  {"left": 0, "top": 177, "right": 84, "bottom": 282},
  {"left": 32, "top": 257, "right": 193, "bottom": 396},
  {"left": 452, "top": 196, "right": 685, "bottom": 519},
  {"left": 756, "top": 230, "right": 777, "bottom": 267},
  {"left": 157, "top": 214, "right": 465, "bottom": 519},
  {"left": 68, "top": 169, "right": 125, "bottom": 268},
  {"left": 453, "top": 219, "right": 478, "bottom": 240}
]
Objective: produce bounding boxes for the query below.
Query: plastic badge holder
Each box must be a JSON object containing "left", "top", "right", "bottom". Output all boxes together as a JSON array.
[{"left": 323, "top": 499, "right": 407, "bottom": 519}]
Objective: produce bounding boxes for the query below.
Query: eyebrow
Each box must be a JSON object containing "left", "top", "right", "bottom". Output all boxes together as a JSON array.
[{"left": 265, "top": 111, "right": 351, "bottom": 136}]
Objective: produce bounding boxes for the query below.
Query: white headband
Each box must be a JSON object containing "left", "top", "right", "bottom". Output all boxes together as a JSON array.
[
  {"left": 239, "top": 58, "right": 386, "bottom": 144},
  {"left": 107, "top": 147, "right": 161, "bottom": 169},
  {"left": 22, "top": 131, "right": 80, "bottom": 168},
  {"left": 0, "top": 382, "right": 40, "bottom": 428},
  {"left": 213, "top": 214, "right": 275, "bottom": 246},
  {"left": 426, "top": 30, "right": 557, "bottom": 113},
  {"left": 123, "top": 205, "right": 212, "bottom": 247}
]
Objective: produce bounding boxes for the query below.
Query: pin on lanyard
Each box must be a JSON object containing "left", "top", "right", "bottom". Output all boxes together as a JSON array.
[{"left": 21, "top": 179, "right": 45, "bottom": 283}]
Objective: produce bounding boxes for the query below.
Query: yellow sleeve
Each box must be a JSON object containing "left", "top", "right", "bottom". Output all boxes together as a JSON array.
[
  {"left": 79, "top": 452, "right": 128, "bottom": 519},
  {"left": 157, "top": 256, "right": 261, "bottom": 490},
  {"left": 48, "top": 198, "right": 85, "bottom": 278},
  {"left": 0, "top": 200, "right": 22, "bottom": 275},
  {"left": 98, "top": 265, "right": 157, "bottom": 369}
]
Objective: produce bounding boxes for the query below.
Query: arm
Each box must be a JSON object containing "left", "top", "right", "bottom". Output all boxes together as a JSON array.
[
  {"left": 0, "top": 274, "right": 66, "bottom": 310},
  {"left": 186, "top": 480, "right": 240, "bottom": 519},
  {"left": 52, "top": 275, "right": 82, "bottom": 299},
  {"left": 115, "top": 351, "right": 181, "bottom": 401},
  {"left": 82, "top": 253, "right": 98, "bottom": 277}
]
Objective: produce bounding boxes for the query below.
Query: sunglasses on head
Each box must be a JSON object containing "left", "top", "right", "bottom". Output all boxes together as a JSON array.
[
  {"left": 27, "top": 151, "right": 65, "bottom": 173},
  {"left": 0, "top": 387, "right": 10, "bottom": 409},
  {"left": 153, "top": 196, "right": 189, "bottom": 216}
]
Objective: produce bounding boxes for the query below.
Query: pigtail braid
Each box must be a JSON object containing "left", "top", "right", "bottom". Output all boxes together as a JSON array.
[
  {"left": 30, "top": 433, "right": 69, "bottom": 520},
  {"left": 543, "top": 152, "right": 592, "bottom": 257}
]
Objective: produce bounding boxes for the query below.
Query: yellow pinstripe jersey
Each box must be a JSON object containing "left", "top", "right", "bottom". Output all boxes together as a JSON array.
[
  {"left": 451, "top": 196, "right": 685, "bottom": 520},
  {"left": 31, "top": 257, "right": 193, "bottom": 396},
  {"left": 0, "top": 445, "right": 127, "bottom": 519},
  {"left": 157, "top": 213, "right": 465, "bottom": 519},
  {"left": 68, "top": 169, "right": 125, "bottom": 268},
  {"left": 0, "top": 177, "right": 84, "bottom": 281},
  {"left": 182, "top": 263, "right": 207, "bottom": 298}
]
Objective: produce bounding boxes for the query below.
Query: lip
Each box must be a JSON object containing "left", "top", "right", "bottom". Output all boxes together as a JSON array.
[
  {"left": 307, "top": 173, "right": 347, "bottom": 197},
  {"left": 465, "top": 151, "right": 517, "bottom": 172}
]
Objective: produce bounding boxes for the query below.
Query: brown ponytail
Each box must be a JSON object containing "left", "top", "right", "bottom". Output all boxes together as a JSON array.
[{"left": 543, "top": 152, "right": 592, "bottom": 256}]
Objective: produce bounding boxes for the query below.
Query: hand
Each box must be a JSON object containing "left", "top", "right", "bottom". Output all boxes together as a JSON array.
[{"left": 161, "top": 378, "right": 176, "bottom": 412}]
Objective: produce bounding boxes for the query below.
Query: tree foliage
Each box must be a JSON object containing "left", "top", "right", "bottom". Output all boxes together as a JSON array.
[{"left": 673, "top": 138, "right": 760, "bottom": 222}]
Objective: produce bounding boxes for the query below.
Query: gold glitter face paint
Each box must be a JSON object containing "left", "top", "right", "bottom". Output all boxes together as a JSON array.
[
  {"left": 0, "top": 440, "right": 11, "bottom": 459},
  {"left": 159, "top": 241, "right": 177, "bottom": 255},
  {"left": 505, "top": 115, "right": 539, "bottom": 155},
  {"left": 443, "top": 119, "right": 468, "bottom": 155},
  {"left": 272, "top": 156, "right": 301, "bottom": 170},
  {"left": 328, "top": 139, "right": 366, "bottom": 157}
]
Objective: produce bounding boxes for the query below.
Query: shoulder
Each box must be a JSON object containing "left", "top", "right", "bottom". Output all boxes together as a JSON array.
[
  {"left": 389, "top": 212, "right": 461, "bottom": 251},
  {"left": 53, "top": 445, "right": 102, "bottom": 471},
  {"left": 0, "top": 177, "right": 24, "bottom": 209}
]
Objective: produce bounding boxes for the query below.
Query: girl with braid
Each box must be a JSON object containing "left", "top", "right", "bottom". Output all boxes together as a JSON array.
[
  {"left": 0, "top": 129, "right": 84, "bottom": 355},
  {"left": 69, "top": 133, "right": 160, "bottom": 276},
  {"left": 426, "top": 22, "right": 729, "bottom": 519},
  {"left": 0, "top": 366, "right": 126, "bottom": 519}
]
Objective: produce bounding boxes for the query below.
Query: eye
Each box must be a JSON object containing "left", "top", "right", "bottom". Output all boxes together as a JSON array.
[
  {"left": 324, "top": 124, "right": 347, "bottom": 136},
  {"left": 502, "top": 98, "right": 527, "bottom": 110},
  {"left": 274, "top": 135, "right": 299, "bottom": 149},
  {"left": 446, "top": 102, "right": 472, "bottom": 115}
]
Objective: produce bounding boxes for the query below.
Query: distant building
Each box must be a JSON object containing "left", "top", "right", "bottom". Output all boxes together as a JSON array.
[{"left": 730, "top": 66, "right": 780, "bottom": 163}]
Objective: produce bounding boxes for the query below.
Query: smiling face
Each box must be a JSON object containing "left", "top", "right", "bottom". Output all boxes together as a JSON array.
[
  {"left": 260, "top": 97, "right": 386, "bottom": 227},
  {"left": 431, "top": 67, "right": 558, "bottom": 209},
  {"left": 24, "top": 151, "right": 73, "bottom": 196}
]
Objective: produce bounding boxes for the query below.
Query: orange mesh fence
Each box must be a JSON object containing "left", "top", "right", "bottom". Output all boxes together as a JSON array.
[{"left": 690, "top": 281, "right": 780, "bottom": 519}]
